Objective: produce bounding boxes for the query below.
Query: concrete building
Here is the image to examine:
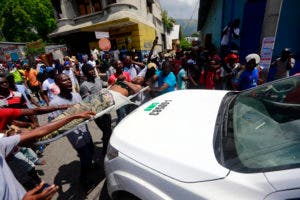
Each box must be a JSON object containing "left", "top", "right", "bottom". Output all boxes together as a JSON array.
[
  {"left": 198, "top": 0, "right": 300, "bottom": 64},
  {"left": 49, "top": 0, "right": 165, "bottom": 56},
  {"left": 165, "top": 24, "right": 180, "bottom": 50}
]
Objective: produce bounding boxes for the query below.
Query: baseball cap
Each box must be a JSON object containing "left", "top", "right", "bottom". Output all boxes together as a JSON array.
[
  {"left": 46, "top": 66, "right": 54, "bottom": 73},
  {"left": 147, "top": 62, "right": 157, "bottom": 70},
  {"left": 64, "top": 61, "right": 71, "bottom": 66}
]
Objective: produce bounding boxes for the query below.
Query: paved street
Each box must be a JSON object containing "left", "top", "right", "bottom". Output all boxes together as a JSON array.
[{"left": 35, "top": 113, "right": 113, "bottom": 200}]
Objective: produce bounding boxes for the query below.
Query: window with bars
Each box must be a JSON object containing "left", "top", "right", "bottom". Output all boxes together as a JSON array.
[{"left": 76, "top": 0, "right": 103, "bottom": 16}]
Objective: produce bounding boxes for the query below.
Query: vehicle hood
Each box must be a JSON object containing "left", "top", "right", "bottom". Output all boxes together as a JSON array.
[
  {"left": 110, "top": 90, "right": 230, "bottom": 182},
  {"left": 264, "top": 168, "right": 300, "bottom": 190}
]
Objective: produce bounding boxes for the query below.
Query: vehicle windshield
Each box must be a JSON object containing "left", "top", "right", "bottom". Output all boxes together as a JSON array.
[{"left": 222, "top": 76, "right": 300, "bottom": 173}]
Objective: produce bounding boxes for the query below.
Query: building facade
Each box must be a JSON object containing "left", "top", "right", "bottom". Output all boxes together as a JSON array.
[
  {"left": 49, "top": 0, "right": 165, "bottom": 55},
  {"left": 198, "top": 0, "right": 300, "bottom": 64}
]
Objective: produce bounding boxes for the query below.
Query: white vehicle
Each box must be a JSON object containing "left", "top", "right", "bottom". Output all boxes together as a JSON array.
[{"left": 105, "top": 76, "right": 300, "bottom": 200}]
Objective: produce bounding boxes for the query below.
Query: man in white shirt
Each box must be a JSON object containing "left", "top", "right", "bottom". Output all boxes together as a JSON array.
[
  {"left": 221, "top": 19, "right": 240, "bottom": 57},
  {"left": 0, "top": 110, "right": 94, "bottom": 200},
  {"left": 42, "top": 67, "right": 60, "bottom": 105}
]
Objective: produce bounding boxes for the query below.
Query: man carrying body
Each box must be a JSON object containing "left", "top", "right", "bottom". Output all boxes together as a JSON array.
[
  {"left": 149, "top": 60, "right": 176, "bottom": 96},
  {"left": 79, "top": 63, "right": 141, "bottom": 154},
  {"left": 49, "top": 73, "right": 95, "bottom": 184}
]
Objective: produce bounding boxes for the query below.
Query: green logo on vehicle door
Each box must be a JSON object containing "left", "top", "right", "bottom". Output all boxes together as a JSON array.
[
  {"left": 144, "top": 100, "right": 172, "bottom": 115},
  {"left": 144, "top": 102, "right": 159, "bottom": 111}
]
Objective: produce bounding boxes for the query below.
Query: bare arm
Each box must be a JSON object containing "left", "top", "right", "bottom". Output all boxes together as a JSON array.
[
  {"left": 147, "top": 37, "right": 158, "bottom": 64},
  {"left": 132, "top": 60, "right": 145, "bottom": 68},
  {"left": 11, "top": 120, "right": 38, "bottom": 129},
  {"left": 150, "top": 83, "right": 169, "bottom": 93},
  {"left": 20, "top": 105, "right": 70, "bottom": 116},
  {"left": 123, "top": 81, "right": 142, "bottom": 94},
  {"left": 19, "top": 111, "right": 95, "bottom": 145},
  {"left": 42, "top": 90, "right": 49, "bottom": 106}
]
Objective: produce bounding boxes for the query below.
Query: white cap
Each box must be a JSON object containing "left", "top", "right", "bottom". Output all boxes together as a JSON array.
[{"left": 245, "top": 53, "right": 260, "bottom": 64}]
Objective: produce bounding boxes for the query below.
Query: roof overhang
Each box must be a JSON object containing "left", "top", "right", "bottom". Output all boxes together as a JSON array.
[{"left": 49, "top": 17, "right": 141, "bottom": 38}]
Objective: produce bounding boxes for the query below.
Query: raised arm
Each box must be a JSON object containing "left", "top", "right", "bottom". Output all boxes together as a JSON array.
[{"left": 147, "top": 37, "right": 158, "bottom": 64}]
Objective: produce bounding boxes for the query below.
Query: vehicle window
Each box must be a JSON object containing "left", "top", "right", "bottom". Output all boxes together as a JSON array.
[{"left": 225, "top": 76, "right": 300, "bottom": 172}]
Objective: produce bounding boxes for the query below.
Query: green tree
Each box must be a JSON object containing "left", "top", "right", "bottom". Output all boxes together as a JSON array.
[
  {"left": 161, "top": 10, "right": 176, "bottom": 33},
  {"left": 0, "top": 0, "right": 56, "bottom": 42},
  {"left": 179, "top": 28, "right": 191, "bottom": 51}
]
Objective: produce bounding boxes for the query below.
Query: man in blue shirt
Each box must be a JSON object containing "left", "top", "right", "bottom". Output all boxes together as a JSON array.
[
  {"left": 150, "top": 61, "right": 176, "bottom": 95},
  {"left": 238, "top": 54, "right": 259, "bottom": 90}
]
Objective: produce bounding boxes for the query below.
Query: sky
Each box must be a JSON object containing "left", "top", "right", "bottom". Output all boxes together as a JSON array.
[{"left": 158, "top": 0, "right": 199, "bottom": 19}]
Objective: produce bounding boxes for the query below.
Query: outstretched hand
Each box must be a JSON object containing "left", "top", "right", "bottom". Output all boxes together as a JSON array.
[
  {"left": 75, "top": 111, "right": 96, "bottom": 120},
  {"left": 22, "top": 182, "right": 58, "bottom": 200}
]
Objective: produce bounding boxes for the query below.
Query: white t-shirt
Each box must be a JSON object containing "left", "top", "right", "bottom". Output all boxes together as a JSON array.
[
  {"left": 42, "top": 78, "right": 60, "bottom": 102},
  {"left": 221, "top": 26, "right": 240, "bottom": 46}
]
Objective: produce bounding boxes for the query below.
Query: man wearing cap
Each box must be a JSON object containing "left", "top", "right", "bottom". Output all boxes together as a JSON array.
[
  {"left": 269, "top": 48, "right": 295, "bottom": 81},
  {"left": 237, "top": 54, "right": 259, "bottom": 90},
  {"left": 221, "top": 52, "right": 241, "bottom": 90}
]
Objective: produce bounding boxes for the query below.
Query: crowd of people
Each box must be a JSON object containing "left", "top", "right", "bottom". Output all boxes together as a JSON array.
[{"left": 0, "top": 35, "right": 298, "bottom": 199}]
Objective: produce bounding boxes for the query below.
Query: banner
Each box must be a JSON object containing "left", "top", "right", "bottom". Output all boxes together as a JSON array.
[
  {"left": 95, "top": 32, "right": 109, "bottom": 39},
  {"left": 260, "top": 37, "right": 275, "bottom": 69}
]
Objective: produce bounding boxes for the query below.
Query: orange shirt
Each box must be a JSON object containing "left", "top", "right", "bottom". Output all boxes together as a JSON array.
[{"left": 24, "top": 69, "right": 39, "bottom": 86}]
